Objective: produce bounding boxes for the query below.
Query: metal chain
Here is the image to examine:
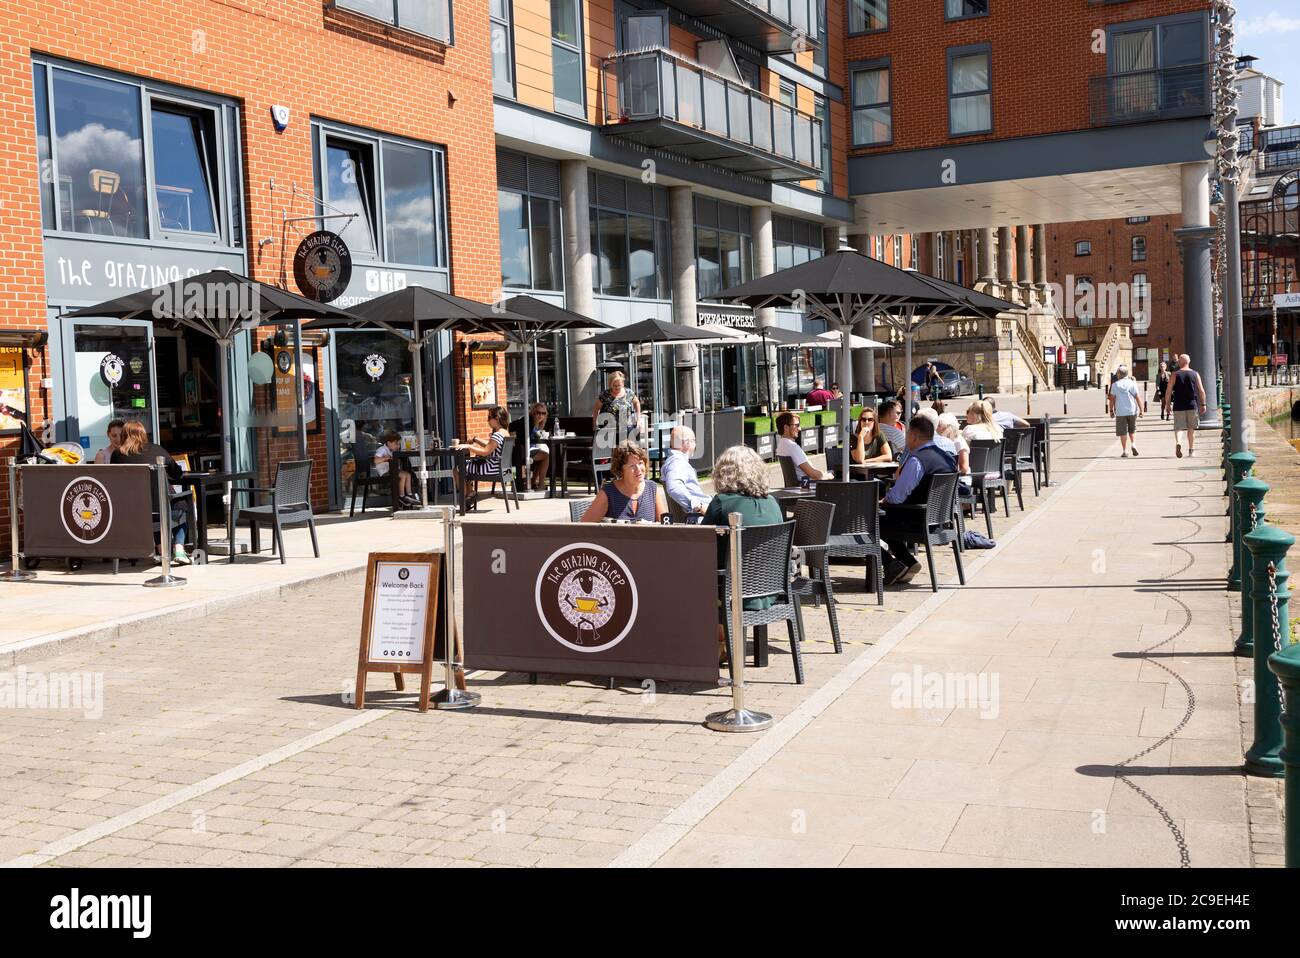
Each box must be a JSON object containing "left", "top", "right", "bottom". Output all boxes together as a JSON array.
[{"left": 1268, "top": 561, "right": 1286, "bottom": 718}]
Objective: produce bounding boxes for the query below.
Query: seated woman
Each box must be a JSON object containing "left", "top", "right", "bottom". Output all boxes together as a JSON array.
[
  {"left": 851, "top": 407, "right": 893, "bottom": 465},
  {"left": 961, "top": 400, "right": 1003, "bottom": 443},
  {"left": 110, "top": 420, "right": 191, "bottom": 565},
  {"left": 579, "top": 440, "right": 667, "bottom": 522},
  {"left": 454, "top": 405, "right": 511, "bottom": 504},
  {"left": 93, "top": 419, "right": 125, "bottom": 464},
  {"left": 527, "top": 402, "right": 550, "bottom": 490},
  {"left": 937, "top": 412, "right": 972, "bottom": 503},
  {"left": 702, "top": 445, "right": 784, "bottom": 665}
]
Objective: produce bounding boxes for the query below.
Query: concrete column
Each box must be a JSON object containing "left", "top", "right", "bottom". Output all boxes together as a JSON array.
[
  {"left": 1177, "top": 160, "right": 1217, "bottom": 425},
  {"left": 823, "top": 224, "right": 845, "bottom": 254},
  {"left": 997, "top": 226, "right": 1013, "bottom": 297},
  {"left": 1015, "top": 225, "right": 1032, "bottom": 305},
  {"left": 847, "top": 233, "right": 877, "bottom": 392},
  {"left": 1032, "top": 223, "right": 1048, "bottom": 292},
  {"left": 978, "top": 227, "right": 996, "bottom": 288},
  {"left": 669, "top": 185, "right": 698, "bottom": 409},
  {"left": 751, "top": 204, "right": 779, "bottom": 406},
  {"left": 560, "top": 159, "right": 597, "bottom": 413}
]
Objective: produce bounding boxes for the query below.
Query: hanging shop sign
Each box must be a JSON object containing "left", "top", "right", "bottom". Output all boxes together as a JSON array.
[
  {"left": 353, "top": 552, "right": 443, "bottom": 711},
  {"left": 271, "top": 346, "right": 321, "bottom": 435},
  {"left": 462, "top": 523, "right": 720, "bottom": 684},
  {"left": 1275, "top": 292, "right": 1300, "bottom": 310},
  {"left": 293, "top": 230, "right": 353, "bottom": 303}
]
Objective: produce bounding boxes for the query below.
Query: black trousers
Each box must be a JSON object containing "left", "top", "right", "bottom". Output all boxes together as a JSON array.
[{"left": 879, "top": 506, "right": 920, "bottom": 568}]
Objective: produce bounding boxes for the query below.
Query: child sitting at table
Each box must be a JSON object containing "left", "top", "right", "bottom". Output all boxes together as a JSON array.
[{"left": 374, "top": 430, "right": 418, "bottom": 508}]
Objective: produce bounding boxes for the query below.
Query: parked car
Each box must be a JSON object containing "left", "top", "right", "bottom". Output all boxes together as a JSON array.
[{"left": 937, "top": 369, "right": 975, "bottom": 398}]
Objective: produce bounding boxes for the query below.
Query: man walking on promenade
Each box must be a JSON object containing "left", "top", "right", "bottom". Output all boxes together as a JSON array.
[
  {"left": 1162, "top": 353, "right": 1208, "bottom": 458},
  {"left": 1107, "top": 365, "right": 1144, "bottom": 458}
]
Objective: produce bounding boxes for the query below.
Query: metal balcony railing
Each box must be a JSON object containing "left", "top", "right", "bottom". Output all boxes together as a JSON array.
[
  {"left": 663, "top": 0, "right": 819, "bottom": 53},
  {"left": 741, "top": 0, "right": 816, "bottom": 39},
  {"left": 600, "top": 49, "right": 823, "bottom": 181},
  {"left": 1259, "top": 148, "right": 1300, "bottom": 172},
  {"left": 1087, "top": 62, "right": 1212, "bottom": 127}
]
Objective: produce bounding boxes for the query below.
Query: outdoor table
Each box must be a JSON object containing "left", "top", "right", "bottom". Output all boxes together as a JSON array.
[
  {"left": 543, "top": 433, "right": 587, "bottom": 499},
  {"left": 179, "top": 470, "right": 253, "bottom": 564},
  {"left": 397, "top": 447, "right": 466, "bottom": 515}
]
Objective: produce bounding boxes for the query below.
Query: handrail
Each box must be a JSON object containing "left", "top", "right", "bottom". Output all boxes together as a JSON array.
[
  {"left": 600, "top": 48, "right": 823, "bottom": 175},
  {"left": 741, "top": 0, "right": 817, "bottom": 38},
  {"left": 1088, "top": 62, "right": 1212, "bottom": 127}
]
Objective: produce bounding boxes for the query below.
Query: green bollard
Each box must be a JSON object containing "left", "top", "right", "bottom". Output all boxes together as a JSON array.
[
  {"left": 1244, "top": 525, "right": 1294, "bottom": 777},
  {"left": 1221, "top": 406, "right": 1233, "bottom": 480},
  {"left": 1226, "top": 451, "right": 1254, "bottom": 542},
  {"left": 1232, "top": 477, "right": 1268, "bottom": 654},
  {"left": 1267, "top": 639, "right": 1300, "bottom": 867}
]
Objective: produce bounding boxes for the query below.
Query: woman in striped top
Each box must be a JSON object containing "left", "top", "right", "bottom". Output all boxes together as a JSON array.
[{"left": 455, "top": 405, "right": 511, "bottom": 502}]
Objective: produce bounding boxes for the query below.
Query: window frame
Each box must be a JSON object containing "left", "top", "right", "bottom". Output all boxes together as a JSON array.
[
  {"left": 490, "top": 0, "right": 516, "bottom": 98},
  {"left": 814, "top": 94, "right": 831, "bottom": 193},
  {"left": 312, "top": 119, "right": 449, "bottom": 273},
  {"left": 944, "top": 0, "right": 988, "bottom": 22},
  {"left": 946, "top": 43, "right": 992, "bottom": 137},
  {"left": 551, "top": 0, "right": 587, "bottom": 120},
  {"left": 334, "top": 0, "right": 455, "bottom": 45},
  {"left": 846, "top": 0, "right": 888, "bottom": 36},
  {"left": 589, "top": 171, "right": 671, "bottom": 301},
  {"left": 695, "top": 197, "right": 753, "bottom": 301},
  {"left": 1130, "top": 235, "right": 1147, "bottom": 262},
  {"left": 1074, "top": 240, "right": 1092, "bottom": 256},
  {"left": 850, "top": 57, "right": 892, "bottom": 147}
]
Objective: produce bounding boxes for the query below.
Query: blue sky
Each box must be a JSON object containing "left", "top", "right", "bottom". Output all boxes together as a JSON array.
[{"left": 1236, "top": 1, "right": 1300, "bottom": 123}]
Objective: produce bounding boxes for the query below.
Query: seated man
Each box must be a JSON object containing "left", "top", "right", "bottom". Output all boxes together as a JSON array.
[
  {"left": 661, "top": 425, "right": 711, "bottom": 521},
  {"left": 988, "top": 397, "right": 1029, "bottom": 431},
  {"left": 805, "top": 378, "right": 835, "bottom": 408},
  {"left": 879, "top": 415, "right": 957, "bottom": 585},
  {"left": 877, "top": 399, "right": 907, "bottom": 458},
  {"left": 775, "top": 411, "right": 832, "bottom": 483}
]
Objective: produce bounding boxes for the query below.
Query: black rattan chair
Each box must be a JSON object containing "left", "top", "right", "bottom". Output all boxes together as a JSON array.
[
  {"left": 883, "top": 472, "right": 965, "bottom": 592},
  {"left": 777, "top": 454, "right": 801, "bottom": 488},
  {"left": 568, "top": 498, "right": 594, "bottom": 522},
  {"left": 814, "top": 479, "right": 885, "bottom": 605},
  {"left": 789, "top": 499, "right": 842, "bottom": 654},
  {"left": 348, "top": 438, "right": 389, "bottom": 517},
  {"left": 1001, "top": 427, "right": 1038, "bottom": 508},
  {"left": 481, "top": 436, "right": 521, "bottom": 513},
  {"left": 231, "top": 459, "right": 319, "bottom": 564},
  {"left": 664, "top": 494, "right": 688, "bottom": 525},
  {"left": 968, "top": 441, "right": 1010, "bottom": 538},
  {"left": 721, "top": 519, "right": 807, "bottom": 685}
]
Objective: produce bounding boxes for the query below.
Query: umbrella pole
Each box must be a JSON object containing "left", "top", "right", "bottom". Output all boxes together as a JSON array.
[
  {"left": 520, "top": 335, "right": 531, "bottom": 493},
  {"left": 410, "top": 334, "right": 430, "bottom": 511},
  {"left": 904, "top": 329, "right": 914, "bottom": 416},
  {"left": 840, "top": 322, "right": 852, "bottom": 479},
  {"left": 293, "top": 321, "right": 307, "bottom": 459}
]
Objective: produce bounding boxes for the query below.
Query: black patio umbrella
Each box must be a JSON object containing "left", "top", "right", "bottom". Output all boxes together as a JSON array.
[
  {"left": 63, "top": 269, "right": 359, "bottom": 475},
  {"left": 305, "top": 286, "right": 538, "bottom": 509},
  {"left": 720, "top": 245, "right": 965, "bottom": 477},
  {"left": 585, "top": 318, "right": 720, "bottom": 419}
]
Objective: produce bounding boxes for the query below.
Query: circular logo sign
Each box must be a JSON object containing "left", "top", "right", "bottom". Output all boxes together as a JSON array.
[
  {"left": 129, "top": 356, "right": 144, "bottom": 375},
  {"left": 276, "top": 349, "right": 293, "bottom": 374},
  {"left": 398, "top": 567, "right": 410, "bottom": 581},
  {"left": 293, "top": 230, "right": 352, "bottom": 303},
  {"left": 535, "top": 543, "right": 638, "bottom": 653},
  {"left": 363, "top": 354, "right": 387, "bottom": 382},
  {"left": 100, "top": 354, "right": 125, "bottom": 388},
  {"left": 60, "top": 477, "right": 113, "bottom": 544}
]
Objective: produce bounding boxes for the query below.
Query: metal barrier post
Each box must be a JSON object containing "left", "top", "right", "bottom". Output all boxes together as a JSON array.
[
  {"left": 432, "top": 504, "right": 479, "bottom": 710},
  {"left": 1245, "top": 527, "right": 1294, "bottom": 777},
  {"left": 1232, "top": 479, "right": 1267, "bottom": 656},
  {"left": 1220, "top": 405, "right": 1232, "bottom": 483},
  {"left": 1226, "top": 450, "right": 1254, "bottom": 547},
  {"left": 1, "top": 458, "right": 35, "bottom": 582},
  {"left": 706, "top": 513, "right": 773, "bottom": 733},
  {"left": 1267, "top": 630, "right": 1300, "bottom": 867},
  {"left": 144, "top": 457, "right": 186, "bottom": 588}
]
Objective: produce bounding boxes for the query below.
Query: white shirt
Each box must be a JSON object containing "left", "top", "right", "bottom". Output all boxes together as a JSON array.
[
  {"left": 993, "top": 411, "right": 1023, "bottom": 430},
  {"left": 373, "top": 444, "right": 394, "bottom": 477},
  {"left": 1110, "top": 378, "right": 1141, "bottom": 417},
  {"left": 963, "top": 423, "right": 1001, "bottom": 443},
  {"left": 776, "top": 435, "right": 809, "bottom": 472},
  {"left": 661, "top": 448, "right": 711, "bottom": 512}
]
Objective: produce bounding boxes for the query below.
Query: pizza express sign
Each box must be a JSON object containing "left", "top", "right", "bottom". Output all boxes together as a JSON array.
[{"left": 293, "top": 230, "right": 352, "bottom": 303}]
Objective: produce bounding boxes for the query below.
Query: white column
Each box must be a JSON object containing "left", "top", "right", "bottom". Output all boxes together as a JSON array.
[
  {"left": 560, "top": 159, "right": 597, "bottom": 412},
  {"left": 669, "top": 185, "right": 697, "bottom": 409},
  {"left": 751, "top": 205, "right": 778, "bottom": 407}
]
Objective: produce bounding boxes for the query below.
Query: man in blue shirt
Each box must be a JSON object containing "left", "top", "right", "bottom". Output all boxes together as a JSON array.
[
  {"left": 881, "top": 415, "right": 957, "bottom": 584},
  {"left": 661, "top": 425, "right": 711, "bottom": 519}
]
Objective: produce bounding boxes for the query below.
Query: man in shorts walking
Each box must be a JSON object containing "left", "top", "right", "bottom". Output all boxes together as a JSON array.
[
  {"left": 1162, "top": 353, "right": 1207, "bottom": 458},
  {"left": 1107, "top": 365, "right": 1144, "bottom": 457}
]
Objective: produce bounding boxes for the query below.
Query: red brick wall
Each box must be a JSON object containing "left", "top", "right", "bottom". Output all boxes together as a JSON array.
[
  {"left": 0, "top": 0, "right": 501, "bottom": 545},
  {"left": 844, "top": 0, "right": 1210, "bottom": 158}
]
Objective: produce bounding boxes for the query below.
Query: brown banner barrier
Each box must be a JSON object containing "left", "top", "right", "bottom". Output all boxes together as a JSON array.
[
  {"left": 20, "top": 464, "right": 156, "bottom": 561},
  {"left": 463, "top": 522, "right": 720, "bottom": 684}
]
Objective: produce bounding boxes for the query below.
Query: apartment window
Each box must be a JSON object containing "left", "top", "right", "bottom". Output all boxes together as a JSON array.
[
  {"left": 490, "top": 0, "right": 514, "bottom": 96},
  {"left": 589, "top": 171, "right": 670, "bottom": 299},
  {"left": 696, "top": 198, "right": 752, "bottom": 300},
  {"left": 945, "top": 0, "right": 987, "bottom": 20},
  {"left": 551, "top": 0, "right": 585, "bottom": 118},
  {"left": 847, "top": 0, "right": 887, "bottom": 34},
  {"left": 35, "top": 60, "right": 238, "bottom": 245},
  {"left": 1132, "top": 272, "right": 1150, "bottom": 331},
  {"left": 1131, "top": 236, "right": 1147, "bottom": 262},
  {"left": 851, "top": 60, "right": 891, "bottom": 146},
  {"left": 315, "top": 122, "right": 448, "bottom": 269},
  {"left": 948, "top": 45, "right": 991, "bottom": 136},
  {"left": 497, "top": 151, "right": 562, "bottom": 291},
  {"left": 1074, "top": 240, "right": 1091, "bottom": 256},
  {"left": 815, "top": 95, "right": 831, "bottom": 193},
  {"left": 1126, "top": 216, "right": 1150, "bottom": 224},
  {"left": 774, "top": 215, "right": 823, "bottom": 270},
  {"left": 621, "top": 10, "right": 667, "bottom": 49},
  {"left": 336, "top": 0, "right": 452, "bottom": 43},
  {"left": 1107, "top": 13, "right": 1208, "bottom": 115}
]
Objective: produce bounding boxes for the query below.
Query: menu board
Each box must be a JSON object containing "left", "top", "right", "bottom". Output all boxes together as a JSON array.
[
  {"left": 0, "top": 346, "right": 27, "bottom": 432},
  {"left": 367, "top": 560, "right": 433, "bottom": 663}
]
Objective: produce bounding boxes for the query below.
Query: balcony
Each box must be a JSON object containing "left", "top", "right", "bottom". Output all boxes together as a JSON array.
[
  {"left": 1088, "top": 63, "right": 1212, "bottom": 127},
  {"left": 664, "top": 0, "right": 818, "bottom": 53},
  {"left": 599, "top": 50, "right": 823, "bottom": 182}
]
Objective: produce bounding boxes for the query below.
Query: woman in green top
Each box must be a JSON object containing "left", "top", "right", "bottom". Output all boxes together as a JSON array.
[{"left": 704, "top": 445, "right": 784, "bottom": 664}]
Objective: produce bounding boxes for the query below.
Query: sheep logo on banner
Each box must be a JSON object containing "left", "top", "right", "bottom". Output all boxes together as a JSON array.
[{"left": 535, "top": 543, "right": 638, "bottom": 653}]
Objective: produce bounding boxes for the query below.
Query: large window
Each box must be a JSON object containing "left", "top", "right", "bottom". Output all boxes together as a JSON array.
[
  {"left": 336, "top": 0, "right": 452, "bottom": 43},
  {"left": 552, "top": 0, "right": 585, "bottom": 118},
  {"left": 490, "top": 0, "right": 514, "bottom": 96},
  {"left": 774, "top": 215, "right": 824, "bottom": 271},
  {"left": 945, "top": 0, "right": 987, "bottom": 20},
  {"left": 497, "top": 151, "right": 562, "bottom": 291},
  {"left": 696, "top": 198, "right": 753, "bottom": 300},
  {"left": 315, "top": 122, "right": 448, "bottom": 269},
  {"left": 851, "top": 61, "right": 891, "bottom": 146},
  {"left": 35, "top": 60, "right": 237, "bottom": 245},
  {"left": 589, "top": 171, "right": 670, "bottom": 299},
  {"left": 1132, "top": 272, "right": 1150, "bottom": 331},
  {"left": 1131, "top": 235, "right": 1147, "bottom": 262},
  {"left": 815, "top": 96, "right": 831, "bottom": 192},
  {"left": 847, "top": 0, "right": 887, "bottom": 34},
  {"left": 948, "top": 46, "right": 991, "bottom": 136}
]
